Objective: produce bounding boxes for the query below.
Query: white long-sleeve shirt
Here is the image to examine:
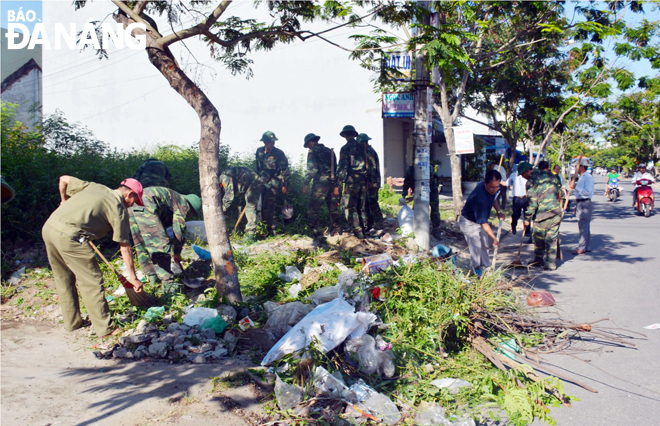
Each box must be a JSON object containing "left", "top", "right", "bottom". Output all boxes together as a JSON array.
[
  {"left": 574, "top": 172, "right": 594, "bottom": 200},
  {"left": 507, "top": 172, "right": 528, "bottom": 197},
  {"left": 631, "top": 171, "right": 656, "bottom": 186}
]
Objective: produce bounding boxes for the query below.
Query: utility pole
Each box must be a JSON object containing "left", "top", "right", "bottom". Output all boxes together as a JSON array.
[{"left": 412, "top": 2, "right": 431, "bottom": 251}]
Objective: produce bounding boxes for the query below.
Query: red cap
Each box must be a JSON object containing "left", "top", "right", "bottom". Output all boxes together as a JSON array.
[{"left": 120, "top": 178, "right": 144, "bottom": 206}]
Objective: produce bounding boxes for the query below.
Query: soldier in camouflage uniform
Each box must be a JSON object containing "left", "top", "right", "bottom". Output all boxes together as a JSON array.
[
  {"left": 219, "top": 166, "right": 264, "bottom": 241},
  {"left": 255, "top": 131, "right": 290, "bottom": 235},
  {"left": 523, "top": 161, "right": 563, "bottom": 271},
  {"left": 357, "top": 133, "right": 384, "bottom": 233},
  {"left": 133, "top": 159, "right": 171, "bottom": 188},
  {"left": 130, "top": 187, "right": 202, "bottom": 291},
  {"left": 302, "top": 133, "right": 341, "bottom": 236},
  {"left": 335, "top": 125, "right": 368, "bottom": 238}
]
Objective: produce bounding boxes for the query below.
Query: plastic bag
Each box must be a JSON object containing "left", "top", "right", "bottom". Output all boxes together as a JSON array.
[
  {"left": 278, "top": 266, "right": 302, "bottom": 283},
  {"left": 397, "top": 198, "right": 414, "bottom": 236},
  {"left": 288, "top": 283, "right": 302, "bottom": 298},
  {"left": 192, "top": 244, "right": 211, "bottom": 261},
  {"left": 527, "top": 291, "right": 556, "bottom": 307},
  {"left": 183, "top": 307, "right": 218, "bottom": 327},
  {"left": 344, "top": 335, "right": 396, "bottom": 378},
  {"left": 263, "top": 301, "right": 314, "bottom": 340},
  {"left": 261, "top": 298, "right": 377, "bottom": 365},
  {"left": 361, "top": 254, "right": 393, "bottom": 275},
  {"left": 415, "top": 401, "right": 450, "bottom": 426},
  {"left": 185, "top": 220, "right": 207, "bottom": 243},
  {"left": 143, "top": 306, "right": 165, "bottom": 322},
  {"left": 200, "top": 316, "right": 227, "bottom": 334},
  {"left": 337, "top": 269, "right": 358, "bottom": 289},
  {"left": 309, "top": 285, "right": 341, "bottom": 305},
  {"left": 432, "top": 244, "right": 453, "bottom": 261},
  {"left": 274, "top": 375, "right": 303, "bottom": 410},
  {"left": 343, "top": 379, "right": 401, "bottom": 425},
  {"left": 430, "top": 378, "right": 473, "bottom": 394},
  {"left": 312, "top": 366, "right": 347, "bottom": 398}
]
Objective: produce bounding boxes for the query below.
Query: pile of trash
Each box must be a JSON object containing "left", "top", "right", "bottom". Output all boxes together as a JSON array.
[{"left": 94, "top": 305, "right": 239, "bottom": 364}]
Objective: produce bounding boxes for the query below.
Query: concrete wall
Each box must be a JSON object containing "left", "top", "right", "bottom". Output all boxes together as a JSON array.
[
  {"left": 1, "top": 67, "right": 42, "bottom": 128},
  {"left": 383, "top": 117, "right": 411, "bottom": 180}
]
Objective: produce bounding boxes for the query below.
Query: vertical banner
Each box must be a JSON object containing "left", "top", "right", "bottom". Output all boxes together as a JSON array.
[{"left": 453, "top": 126, "right": 475, "bottom": 155}]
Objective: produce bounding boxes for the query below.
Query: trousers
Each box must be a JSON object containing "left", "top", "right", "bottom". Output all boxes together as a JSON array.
[
  {"left": 459, "top": 215, "right": 490, "bottom": 269},
  {"left": 42, "top": 223, "right": 113, "bottom": 336},
  {"left": 576, "top": 199, "right": 592, "bottom": 251}
]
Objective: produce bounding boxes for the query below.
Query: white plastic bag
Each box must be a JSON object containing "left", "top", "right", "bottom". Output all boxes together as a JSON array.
[
  {"left": 397, "top": 198, "right": 414, "bottom": 236},
  {"left": 312, "top": 366, "right": 347, "bottom": 398},
  {"left": 278, "top": 266, "right": 302, "bottom": 283},
  {"left": 343, "top": 379, "right": 401, "bottom": 425},
  {"left": 430, "top": 378, "right": 473, "bottom": 394},
  {"left": 183, "top": 307, "right": 218, "bottom": 327},
  {"left": 309, "top": 284, "right": 341, "bottom": 305},
  {"left": 345, "top": 335, "right": 396, "bottom": 378},
  {"left": 185, "top": 220, "right": 207, "bottom": 243},
  {"left": 415, "top": 401, "right": 451, "bottom": 426},
  {"left": 274, "top": 375, "right": 303, "bottom": 410},
  {"left": 261, "top": 298, "right": 377, "bottom": 365},
  {"left": 263, "top": 301, "right": 314, "bottom": 340}
]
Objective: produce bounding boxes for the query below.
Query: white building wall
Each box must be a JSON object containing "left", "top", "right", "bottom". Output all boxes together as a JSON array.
[{"left": 1, "top": 68, "right": 42, "bottom": 129}]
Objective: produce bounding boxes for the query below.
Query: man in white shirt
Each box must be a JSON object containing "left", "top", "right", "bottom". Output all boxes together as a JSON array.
[
  {"left": 630, "top": 164, "right": 656, "bottom": 208},
  {"left": 571, "top": 160, "right": 595, "bottom": 255},
  {"left": 507, "top": 161, "right": 533, "bottom": 236}
]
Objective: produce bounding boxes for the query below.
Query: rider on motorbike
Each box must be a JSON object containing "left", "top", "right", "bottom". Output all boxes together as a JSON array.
[
  {"left": 606, "top": 167, "right": 620, "bottom": 197},
  {"left": 631, "top": 164, "right": 656, "bottom": 208}
]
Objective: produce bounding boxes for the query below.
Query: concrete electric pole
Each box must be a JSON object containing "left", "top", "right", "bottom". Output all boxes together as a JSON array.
[{"left": 412, "top": 3, "right": 431, "bottom": 251}]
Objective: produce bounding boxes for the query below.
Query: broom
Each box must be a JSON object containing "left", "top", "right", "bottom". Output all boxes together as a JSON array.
[
  {"left": 507, "top": 227, "right": 527, "bottom": 267},
  {"left": 491, "top": 219, "right": 503, "bottom": 269},
  {"left": 89, "top": 241, "right": 157, "bottom": 308}
]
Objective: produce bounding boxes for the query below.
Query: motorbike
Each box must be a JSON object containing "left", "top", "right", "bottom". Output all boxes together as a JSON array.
[
  {"left": 608, "top": 178, "right": 620, "bottom": 202},
  {"left": 635, "top": 179, "right": 655, "bottom": 217}
]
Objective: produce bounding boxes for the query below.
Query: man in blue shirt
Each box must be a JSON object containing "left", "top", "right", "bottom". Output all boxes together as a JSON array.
[{"left": 459, "top": 170, "right": 506, "bottom": 272}]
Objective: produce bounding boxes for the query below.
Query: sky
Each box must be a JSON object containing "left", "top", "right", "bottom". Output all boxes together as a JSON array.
[{"left": 3, "top": 0, "right": 393, "bottom": 165}]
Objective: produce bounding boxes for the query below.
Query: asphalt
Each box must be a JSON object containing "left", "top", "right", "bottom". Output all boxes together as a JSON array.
[{"left": 527, "top": 175, "right": 660, "bottom": 426}]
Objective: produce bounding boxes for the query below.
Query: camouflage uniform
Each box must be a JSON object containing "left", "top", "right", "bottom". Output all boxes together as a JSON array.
[
  {"left": 524, "top": 170, "right": 563, "bottom": 270},
  {"left": 133, "top": 159, "right": 171, "bottom": 188},
  {"left": 304, "top": 143, "right": 341, "bottom": 233},
  {"left": 365, "top": 143, "right": 384, "bottom": 230},
  {"left": 130, "top": 187, "right": 195, "bottom": 290},
  {"left": 336, "top": 137, "right": 368, "bottom": 236},
  {"left": 220, "top": 166, "right": 264, "bottom": 238},
  {"left": 255, "top": 146, "right": 290, "bottom": 232}
]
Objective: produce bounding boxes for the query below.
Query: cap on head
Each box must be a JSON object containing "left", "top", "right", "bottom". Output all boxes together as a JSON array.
[
  {"left": 260, "top": 131, "right": 278, "bottom": 143},
  {"left": 639, "top": 164, "right": 647, "bottom": 169},
  {"left": 517, "top": 161, "right": 532, "bottom": 174},
  {"left": 339, "top": 125, "right": 358, "bottom": 138},
  {"left": 580, "top": 158, "right": 590, "bottom": 167},
  {"left": 356, "top": 133, "right": 372, "bottom": 143},
  {"left": 303, "top": 133, "right": 321, "bottom": 148},
  {"left": 183, "top": 194, "right": 202, "bottom": 215},
  {"left": 120, "top": 178, "right": 144, "bottom": 206}
]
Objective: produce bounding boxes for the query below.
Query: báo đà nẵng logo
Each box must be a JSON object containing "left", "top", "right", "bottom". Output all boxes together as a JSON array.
[{"left": 4, "top": 6, "right": 146, "bottom": 50}]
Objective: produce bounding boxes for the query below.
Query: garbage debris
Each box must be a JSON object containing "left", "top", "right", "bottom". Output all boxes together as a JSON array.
[
  {"left": 344, "top": 334, "right": 396, "bottom": 378},
  {"left": 495, "top": 338, "right": 520, "bottom": 360},
  {"left": 278, "top": 266, "right": 302, "bottom": 282},
  {"left": 238, "top": 316, "right": 255, "bottom": 331},
  {"left": 183, "top": 307, "right": 218, "bottom": 327},
  {"left": 143, "top": 306, "right": 165, "bottom": 322},
  {"left": 397, "top": 198, "right": 414, "bottom": 236},
  {"left": 171, "top": 262, "right": 183, "bottom": 275},
  {"left": 415, "top": 401, "right": 451, "bottom": 426},
  {"left": 288, "top": 283, "right": 302, "bottom": 298},
  {"left": 338, "top": 269, "right": 359, "bottom": 288},
  {"left": 431, "top": 244, "right": 453, "bottom": 261},
  {"left": 183, "top": 277, "right": 205, "bottom": 289},
  {"left": 527, "top": 291, "right": 556, "bottom": 307},
  {"left": 643, "top": 323, "right": 660, "bottom": 330},
  {"left": 343, "top": 379, "right": 401, "bottom": 425},
  {"left": 274, "top": 375, "right": 303, "bottom": 410},
  {"left": 380, "top": 232, "right": 393, "bottom": 243},
  {"left": 192, "top": 244, "right": 212, "bottom": 261},
  {"left": 7, "top": 267, "right": 26, "bottom": 285},
  {"left": 185, "top": 220, "right": 208, "bottom": 243},
  {"left": 261, "top": 298, "right": 377, "bottom": 365},
  {"left": 361, "top": 253, "right": 394, "bottom": 275},
  {"left": 263, "top": 301, "right": 314, "bottom": 340},
  {"left": 200, "top": 316, "right": 227, "bottom": 334},
  {"left": 308, "top": 284, "right": 341, "bottom": 305},
  {"left": 312, "top": 366, "right": 347, "bottom": 398},
  {"left": 430, "top": 378, "right": 473, "bottom": 394}
]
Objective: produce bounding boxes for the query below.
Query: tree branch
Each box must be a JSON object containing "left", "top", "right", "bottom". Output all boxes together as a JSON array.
[
  {"left": 133, "top": 1, "right": 148, "bottom": 15},
  {"left": 111, "top": 0, "right": 162, "bottom": 38}
]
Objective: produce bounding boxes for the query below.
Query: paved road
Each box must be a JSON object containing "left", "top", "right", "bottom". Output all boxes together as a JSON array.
[{"left": 529, "top": 175, "right": 660, "bottom": 425}]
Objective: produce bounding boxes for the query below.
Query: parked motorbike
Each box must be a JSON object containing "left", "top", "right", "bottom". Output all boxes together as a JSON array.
[
  {"left": 608, "top": 178, "right": 620, "bottom": 202},
  {"left": 635, "top": 179, "right": 655, "bottom": 217}
]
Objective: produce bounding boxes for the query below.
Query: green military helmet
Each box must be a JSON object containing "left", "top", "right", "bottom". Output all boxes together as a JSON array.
[
  {"left": 303, "top": 133, "right": 321, "bottom": 148},
  {"left": 356, "top": 133, "right": 372, "bottom": 143},
  {"left": 183, "top": 194, "right": 203, "bottom": 215},
  {"left": 260, "top": 131, "right": 278, "bottom": 143},
  {"left": 517, "top": 161, "right": 532, "bottom": 174},
  {"left": 339, "top": 125, "right": 358, "bottom": 138}
]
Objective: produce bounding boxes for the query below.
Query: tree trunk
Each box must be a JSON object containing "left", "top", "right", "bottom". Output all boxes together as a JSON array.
[
  {"left": 436, "top": 109, "right": 463, "bottom": 216},
  {"left": 116, "top": 15, "right": 242, "bottom": 303}
]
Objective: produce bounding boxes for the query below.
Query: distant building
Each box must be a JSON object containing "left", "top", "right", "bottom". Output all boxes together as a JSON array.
[{"left": 1, "top": 28, "right": 43, "bottom": 129}]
